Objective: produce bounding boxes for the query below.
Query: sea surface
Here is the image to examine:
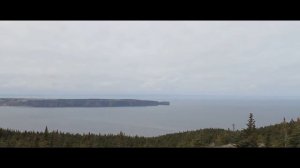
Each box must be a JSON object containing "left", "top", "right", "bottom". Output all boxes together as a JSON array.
[{"left": 0, "top": 98, "right": 299, "bottom": 137}]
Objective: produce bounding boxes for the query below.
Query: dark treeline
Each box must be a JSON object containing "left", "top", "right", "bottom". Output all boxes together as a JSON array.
[{"left": 1, "top": 113, "right": 300, "bottom": 147}]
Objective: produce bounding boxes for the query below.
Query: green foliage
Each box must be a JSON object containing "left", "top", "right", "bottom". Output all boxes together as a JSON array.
[
  {"left": 237, "top": 113, "right": 258, "bottom": 147},
  {"left": 247, "top": 113, "right": 256, "bottom": 131},
  {"left": 264, "top": 133, "right": 271, "bottom": 147},
  {"left": 288, "top": 123, "right": 300, "bottom": 147},
  {"left": 0, "top": 115, "right": 300, "bottom": 147}
]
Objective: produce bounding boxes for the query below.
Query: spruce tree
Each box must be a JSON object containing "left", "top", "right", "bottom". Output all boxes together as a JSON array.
[
  {"left": 237, "top": 113, "right": 258, "bottom": 147},
  {"left": 44, "top": 126, "right": 49, "bottom": 138},
  {"left": 247, "top": 113, "right": 256, "bottom": 131}
]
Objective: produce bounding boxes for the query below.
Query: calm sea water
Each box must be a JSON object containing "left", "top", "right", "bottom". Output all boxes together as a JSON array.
[{"left": 0, "top": 98, "right": 299, "bottom": 137}]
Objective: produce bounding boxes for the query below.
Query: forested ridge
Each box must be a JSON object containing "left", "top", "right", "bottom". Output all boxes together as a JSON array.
[
  {"left": 0, "top": 98, "right": 170, "bottom": 107},
  {"left": 1, "top": 113, "right": 300, "bottom": 147}
]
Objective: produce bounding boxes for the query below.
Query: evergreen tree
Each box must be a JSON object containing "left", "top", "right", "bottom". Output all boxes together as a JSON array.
[
  {"left": 288, "top": 124, "right": 300, "bottom": 147},
  {"left": 237, "top": 113, "right": 258, "bottom": 147},
  {"left": 265, "top": 133, "right": 271, "bottom": 147},
  {"left": 246, "top": 113, "right": 256, "bottom": 131},
  {"left": 283, "top": 117, "right": 288, "bottom": 147},
  {"left": 44, "top": 126, "right": 49, "bottom": 139},
  {"left": 1, "top": 113, "right": 300, "bottom": 147}
]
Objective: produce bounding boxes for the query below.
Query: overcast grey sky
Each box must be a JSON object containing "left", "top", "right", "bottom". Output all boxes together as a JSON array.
[{"left": 1, "top": 21, "right": 300, "bottom": 97}]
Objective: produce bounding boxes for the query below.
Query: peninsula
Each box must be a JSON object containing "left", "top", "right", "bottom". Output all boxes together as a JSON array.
[{"left": 0, "top": 98, "right": 170, "bottom": 107}]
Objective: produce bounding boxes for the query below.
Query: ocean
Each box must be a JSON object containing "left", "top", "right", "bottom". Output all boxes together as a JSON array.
[{"left": 0, "top": 98, "right": 299, "bottom": 137}]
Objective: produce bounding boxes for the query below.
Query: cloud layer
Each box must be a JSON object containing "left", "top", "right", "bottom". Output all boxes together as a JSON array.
[{"left": 1, "top": 21, "right": 300, "bottom": 97}]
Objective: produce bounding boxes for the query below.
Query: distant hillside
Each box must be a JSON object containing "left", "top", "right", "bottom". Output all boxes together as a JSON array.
[{"left": 0, "top": 98, "right": 170, "bottom": 107}]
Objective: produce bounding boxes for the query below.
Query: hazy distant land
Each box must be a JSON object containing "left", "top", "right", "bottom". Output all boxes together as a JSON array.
[{"left": 0, "top": 98, "right": 170, "bottom": 107}]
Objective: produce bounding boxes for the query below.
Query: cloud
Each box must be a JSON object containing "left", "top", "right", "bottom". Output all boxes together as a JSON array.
[{"left": 1, "top": 21, "right": 300, "bottom": 97}]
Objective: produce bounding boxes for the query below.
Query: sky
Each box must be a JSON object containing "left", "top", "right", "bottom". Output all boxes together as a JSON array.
[{"left": 1, "top": 21, "right": 300, "bottom": 98}]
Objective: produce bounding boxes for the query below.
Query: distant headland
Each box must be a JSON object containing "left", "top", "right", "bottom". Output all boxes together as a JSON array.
[{"left": 0, "top": 98, "right": 170, "bottom": 107}]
